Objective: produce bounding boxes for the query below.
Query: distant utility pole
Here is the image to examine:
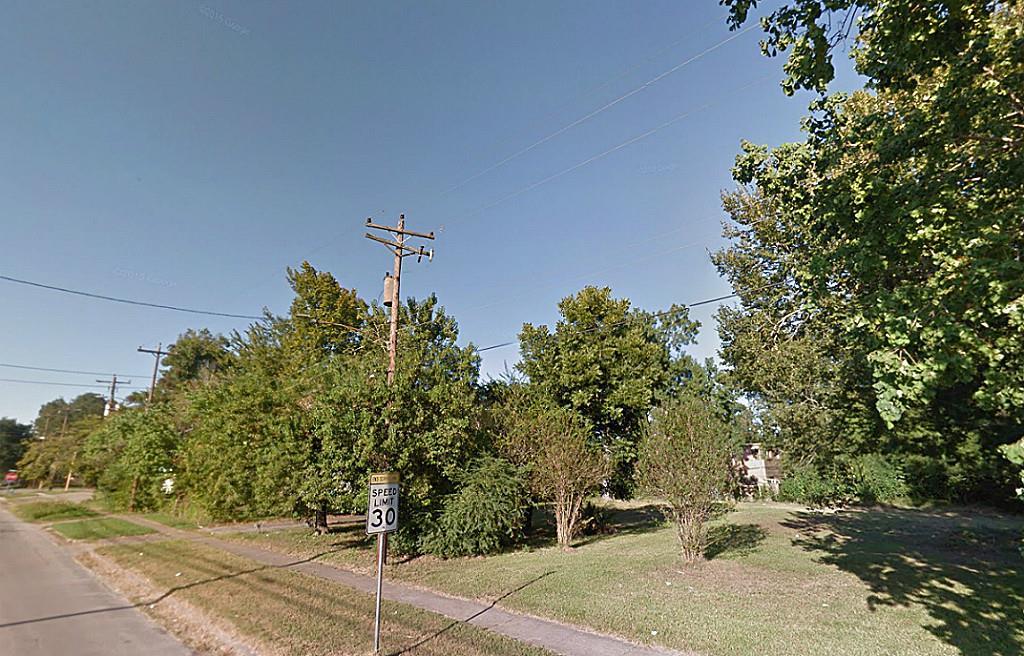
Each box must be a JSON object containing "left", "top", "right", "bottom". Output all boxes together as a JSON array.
[
  {"left": 95, "top": 374, "right": 129, "bottom": 417},
  {"left": 364, "top": 214, "right": 435, "bottom": 384},
  {"left": 138, "top": 343, "right": 169, "bottom": 402}
]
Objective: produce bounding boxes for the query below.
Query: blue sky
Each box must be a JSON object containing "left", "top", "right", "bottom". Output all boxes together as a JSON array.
[{"left": 0, "top": 1, "right": 861, "bottom": 423}]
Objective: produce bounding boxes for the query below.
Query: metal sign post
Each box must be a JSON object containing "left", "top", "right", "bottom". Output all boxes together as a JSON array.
[{"left": 367, "top": 472, "right": 400, "bottom": 654}]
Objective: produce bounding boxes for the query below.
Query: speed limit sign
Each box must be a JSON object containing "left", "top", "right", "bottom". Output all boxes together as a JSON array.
[{"left": 366, "top": 472, "right": 400, "bottom": 535}]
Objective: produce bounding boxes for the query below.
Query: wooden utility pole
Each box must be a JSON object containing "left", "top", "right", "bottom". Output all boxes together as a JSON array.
[
  {"left": 63, "top": 450, "right": 78, "bottom": 491},
  {"left": 95, "top": 375, "right": 129, "bottom": 417},
  {"left": 363, "top": 214, "right": 433, "bottom": 656},
  {"left": 44, "top": 412, "right": 69, "bottom": 489},
  {"left": 138, "top": 343, "right": 169, "bottom": 402},
  {"left": 364, "top": 214, "right": 435, "bottom": 384}
]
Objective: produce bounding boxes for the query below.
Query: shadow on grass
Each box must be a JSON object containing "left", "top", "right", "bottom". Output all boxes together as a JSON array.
[
  {"left": 526, "top": 502, "right": 668, "bottom": 549},
  {"left": 387, "top": 570, "right": 555, "bottom": 655},
  {"left": 782, "top": 507, "right": 1024, "bottom": 656},
  {"left": 704, "top": 523, "right": 767, "bottom": 560}
]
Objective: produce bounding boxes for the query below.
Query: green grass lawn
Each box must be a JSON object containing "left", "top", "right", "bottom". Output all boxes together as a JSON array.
[
  {"left": 223, "top": 501, "right": 1024, "bottom": 656},
  {"left": 140, "top": 512, "right": 200, "bottom": 530},
  {"left": 98, "top": 540, "right": 553, "bottom": 656},
  {"left": 9, "top": 500, "right": 100, "bottom": 522},
  {"left": 52, "top": 517, "right": 156, "bottom": 540}
]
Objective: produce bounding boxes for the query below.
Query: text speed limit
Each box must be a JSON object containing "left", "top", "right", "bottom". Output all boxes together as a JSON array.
[{"left": 366, "top": 472, "right": 400, "bottom": 535}]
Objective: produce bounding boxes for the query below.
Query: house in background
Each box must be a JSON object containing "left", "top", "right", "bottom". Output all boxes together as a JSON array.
[{"left": 739, "top": 443, "right": 782, "bottom": 497}]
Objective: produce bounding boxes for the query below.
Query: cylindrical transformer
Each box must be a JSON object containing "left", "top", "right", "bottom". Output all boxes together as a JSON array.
[{"left": 383, "top": 273, "right": 394, "bottom": 306}]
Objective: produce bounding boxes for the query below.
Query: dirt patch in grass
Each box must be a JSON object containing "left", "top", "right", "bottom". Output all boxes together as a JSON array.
[{"left": 98, "top": 540, "right": 553, "bottom": 656}]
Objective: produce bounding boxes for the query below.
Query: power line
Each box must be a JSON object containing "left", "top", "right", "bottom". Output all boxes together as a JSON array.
[
  {"left": 0, "top": 274, "right": 264, "bottom": 321},
  {"left": 0, "top": 362, "right": 147, "bottom": 378},
  {"left": 0, "top": 377, "right": 146, "bottom": 390},
  {"left": 445, "top": 25, "right": 757, "bottom": 193},
  {"left": 471, "top": 282, "right": 786, "bottom": 353},
  {"left": 446, "top": 74, "right": 772, "bottom": 227}
]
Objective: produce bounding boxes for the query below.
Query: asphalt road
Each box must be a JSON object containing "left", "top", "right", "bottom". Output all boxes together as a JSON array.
[{"left": 0, "top": 504, "right": 192, "bottom": 655}]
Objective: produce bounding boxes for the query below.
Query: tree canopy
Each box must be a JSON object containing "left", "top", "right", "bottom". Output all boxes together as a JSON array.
[
  {"left": 0, "top": 418, "right": 31, "bottom": 472},
  {"left": 518, "top": 286, "right": 699, "bottom": 495},
  {"left": 714, "top": 0, "right": 1023, "bottom": 499}
]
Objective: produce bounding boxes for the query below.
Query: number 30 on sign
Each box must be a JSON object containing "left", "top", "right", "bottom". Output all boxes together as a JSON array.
[{"left": 366, "top": 472, "right": 400, "bottom": 534}]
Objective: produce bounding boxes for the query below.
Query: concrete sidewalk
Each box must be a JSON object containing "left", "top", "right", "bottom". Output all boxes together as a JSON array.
[{"left": 119, "top": 514, "right": 692, "bottom": 656}]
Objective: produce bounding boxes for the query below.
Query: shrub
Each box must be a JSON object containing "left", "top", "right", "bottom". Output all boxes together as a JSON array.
[
  {"left": 638, "top": 393, "right": 736, "bottom": 564},
  {"left": 496, "top": 402, "right": 608, "bottom": 549},
  {"left": 423, "top": 456, "right": 531, "bottom": 558},
  {"left": 900, "top": 454, "right": 951, "bottom": 501},
  {"left": 778, "top": 463, "right": 850, "bottom": 507},
  {"left": 845, "top": 453, "right": 908, "bottom": 504},
  {"left": 780, "top": 454, "right": 909, "bottom": 506}
]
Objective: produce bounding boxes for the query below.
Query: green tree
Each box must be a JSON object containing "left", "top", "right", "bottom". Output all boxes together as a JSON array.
[
  {"left": 18, "top": 414, "right": 101, "bottom": 488},
  {"left": 286, "top": 261, "right": 367, "bottom": 356},
  {"left": 33, "top": 393, "right": 105, "bottom": 435},
  {"left": 518, "top": 286, "right": 698, "bottom": 496},
  {"left": 494, "top": 396, "right": 608, "bottom": 549},
  {"left": 84, "top": 406, "right": 180, "bottom": 510},
  {"left": 0, "top": 418, "right": 32, "bottom": 472},
  {"left": 638, "top": 392, "right": 736, "bottom": 563},
  {"left": 178, "top": 317, "right": 311, "bottom": 522},
  {"left": 310, "top": 295, "right": 483, "bottom": 549},
  {"left": 155, "top": 328, "right": 233, "bottom": 397},
  {"left": 715, "top": 1, "right": 1023, "bottom": 498}
]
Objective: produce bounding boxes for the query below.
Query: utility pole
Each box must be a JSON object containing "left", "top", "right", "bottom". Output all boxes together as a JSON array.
[
  {"left": 364, "top": 214, "right": 435, "bottom": 384},
  {"left": 63, "top": 450, "right": 78, "bottom": 491},
  {"left": 363, "top": 213, "right": 434, "bottom": 656},
  {"left": 44, "top": 412, "right": 69, "bottom": 489},
  {"left": 95, "top": 375, "right": 129, "bottom": 417},
  {"left": 138, "top": 343, "right": 169, "bottom": 402}
]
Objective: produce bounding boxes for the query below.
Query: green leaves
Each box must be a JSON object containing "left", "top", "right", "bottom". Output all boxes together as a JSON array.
[
  {"left": 716, "top": 1, "right": 1024, "bottom": 500},
  {"left": 518, "top": 286, "right": 699, "bottom": 495},
  {"left": 0, "top": 417, "right": 31, "bottom": 472}
]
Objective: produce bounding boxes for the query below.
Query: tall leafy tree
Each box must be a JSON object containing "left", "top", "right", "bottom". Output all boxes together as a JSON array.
[
  {"left": 33, "top": 393, "right": 105, "bottom": 435},
  {"left": 286, "top": 261, "right": 367, "bottom": 356},
  {"left": 83, "top": 406, "right": 180, "bottom": 510},
  {"left": 310, "top": 295, "right": 483, "bottom": 548},
  {"left": 156, "top": 328, "right": 233, "bottom": 397},
  {"left": 179, "top": 317, "right": 311, "bottom": 521},
  {"left": 715, "top": 1, "right": 1023, "bottom": 498},
  {"left": 518, "top": 286, "right": 698, "bottom": 495},
  {"left": 0, "top": 418, "right": 32, "bottom": 472}
]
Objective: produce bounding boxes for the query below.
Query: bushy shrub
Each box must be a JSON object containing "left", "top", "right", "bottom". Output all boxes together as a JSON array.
[
  {"left": 845, "top": 453, "right": 908, "bottom": 504},
  {"left": 780, "top": 454, "right": 909, "bottom": 507},
  {"left": 900, "top": 454, "right": 951, "bottom": 501},
  {"left": 638, "top": 393, "right": 736, "bottom": 564},
  {"left": 423, "top": 456, "right": 531, "bottom": 558},
  {"left": 778, "top": 463, "right": 850, "bottom": 507}
]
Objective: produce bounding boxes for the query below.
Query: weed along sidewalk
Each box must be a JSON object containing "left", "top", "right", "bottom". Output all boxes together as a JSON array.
[{"left": 108, "top": 513, "right": 690, "bottom": 656}]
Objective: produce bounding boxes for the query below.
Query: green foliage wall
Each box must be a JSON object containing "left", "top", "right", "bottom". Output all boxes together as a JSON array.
[{"left": 714, "top": 1, "right": 1024, "bottom": 501}]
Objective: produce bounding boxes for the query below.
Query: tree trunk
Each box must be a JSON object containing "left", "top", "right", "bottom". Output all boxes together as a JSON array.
[
  {"left": 555, "top": 490, "right": 585, "bottom": 550},
  {"left": 129, "top": 475, "right": 139, "bottom": 512},
  {"left": 676, "top": 509, "right": 706, "bottom": 565},
  {"left": 314, "top": 501, "right": 329, "bottom": 534}
]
